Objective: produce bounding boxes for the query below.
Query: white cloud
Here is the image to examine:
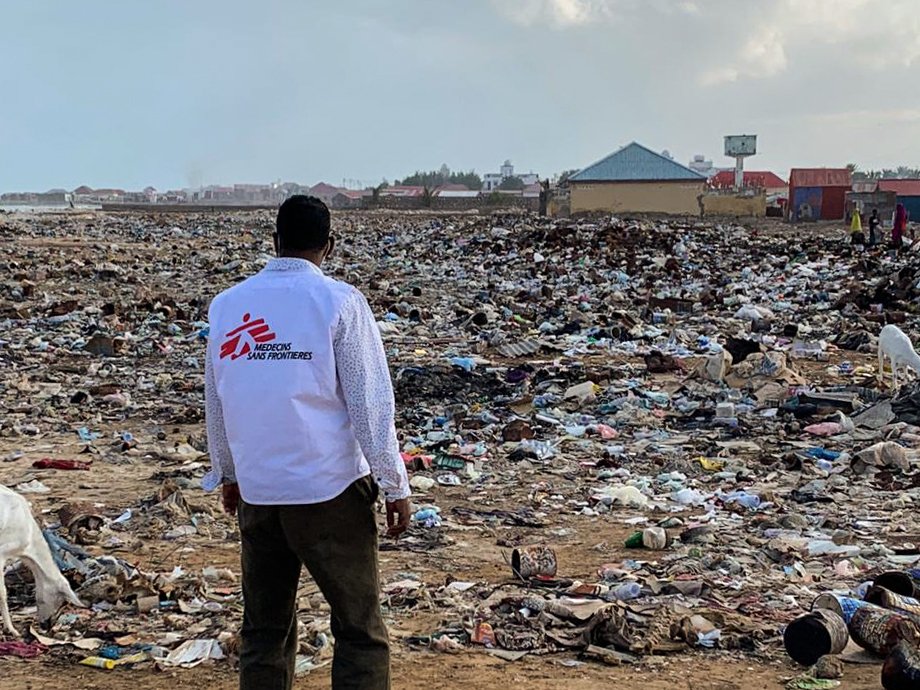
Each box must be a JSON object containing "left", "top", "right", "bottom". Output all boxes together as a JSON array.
[
  {"left": 492, "top": 0, "right": 602, "bottom": 27},
  {"left": 700, "top": 27, "right": 786, "bottom": 85},
  {"left": 807, "top": 108, "right": 920, "bottom": 126},
  {"left": 493, "top": 0, "right": 701, "bottom": 27},
  {"left": 701, "top": 0, "right": 920, "bottom": 85}
]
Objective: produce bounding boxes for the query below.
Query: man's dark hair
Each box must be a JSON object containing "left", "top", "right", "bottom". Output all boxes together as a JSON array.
[{"left": 276, "top": 195, "right": 331, "bottom": 252}]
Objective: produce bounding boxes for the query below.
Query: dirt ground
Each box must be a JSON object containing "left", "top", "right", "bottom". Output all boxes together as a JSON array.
[
  {"left": 0, "top": 420, "right": 886, "bottom": 690},
  {"left": 0, "top": 654, "right": 888, "bottom": 689}
]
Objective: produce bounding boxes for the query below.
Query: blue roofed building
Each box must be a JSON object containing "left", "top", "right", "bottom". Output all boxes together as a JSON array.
[{"left": 569, "top": 142, "right": 707, "bottom": 215}]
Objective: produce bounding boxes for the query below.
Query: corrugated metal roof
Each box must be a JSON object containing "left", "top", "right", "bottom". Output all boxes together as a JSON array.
[
  {"left": 789, "top": 168, "right": 851, "bottom": 187},
  {"left": 878, "top": 179, "right": 920, "bottom": 196},
  {"left": 436, "top": 190, "right": 478, "bottom": 198},
  {"left": 570, "top": 142, "right": 706, "bottom": 183}
]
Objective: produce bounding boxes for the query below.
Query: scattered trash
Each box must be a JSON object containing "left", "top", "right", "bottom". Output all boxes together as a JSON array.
[
  {"left": 161, "top": 639, "right": 225, "bottom": 668},
  {"left": 624, "top": 527, "right": 671, "bottom": 550},
  {"left": 511, "top": 546, "right": 557, "bottom": 579},
  {"left": 7, "top": 209, "right": 920, "bottom": 685}
]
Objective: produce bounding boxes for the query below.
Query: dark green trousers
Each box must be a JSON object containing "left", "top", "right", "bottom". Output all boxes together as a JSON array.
[{"left": 238, "top": 476, "right": 390, "bottom": 690}]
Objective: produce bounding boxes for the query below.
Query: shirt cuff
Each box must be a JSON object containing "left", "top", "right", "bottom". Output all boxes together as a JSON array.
[
  {"left": 202, "top": 466, "right": 236, "bottom": 492},
  {"left": 201, "top": 468, "right": 222, "bottom": 492},
  {"left": 383, "top": 485, "right": 411, "bottom": 501}
]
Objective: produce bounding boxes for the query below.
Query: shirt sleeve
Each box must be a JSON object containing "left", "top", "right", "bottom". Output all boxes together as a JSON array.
[
  {"left": 202, "top": 332, "right": 237, "bottom": 490},
  {"left": 334, "top": 289, "right": 411, "bottom": 500}
]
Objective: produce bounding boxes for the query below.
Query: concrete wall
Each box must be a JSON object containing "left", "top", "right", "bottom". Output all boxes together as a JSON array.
[
  {"left": 361, "top": 195, "right": 539, "bottom": 212},
  {"left": 702, "top": 192, "right": 766, "bottom": 217},
  {"left": 570, "top": 181, "right": 705, "bottom": 215}
]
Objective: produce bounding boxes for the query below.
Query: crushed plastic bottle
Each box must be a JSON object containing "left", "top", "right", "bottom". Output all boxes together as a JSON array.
[
  {"left": 723, "top": 491, "right": 761, "bottom": 510},
  {"left": 613, "top": 582, "right": 642, "bottom": 601}
]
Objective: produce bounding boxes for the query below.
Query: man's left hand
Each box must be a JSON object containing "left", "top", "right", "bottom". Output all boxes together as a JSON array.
[
  {"left": 385, "top": 498, "right": 411, "bottom": 537},
  {"left": 222, "top": 482, "right": 240, "bottom": 516}
]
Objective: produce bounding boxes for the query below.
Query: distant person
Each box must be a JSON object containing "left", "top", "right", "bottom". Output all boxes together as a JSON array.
[
  {"left": 894, "top": 202, "right": 908, "bottom": 250},
  {"left": 850, "top": 206, "right": 863, "bottom": 242},
  {"left": 205, "top": 195, "right": 411, "bottom": 690},
  {"left": 868, "top": 208, "right": 881, "bottom": 246}
]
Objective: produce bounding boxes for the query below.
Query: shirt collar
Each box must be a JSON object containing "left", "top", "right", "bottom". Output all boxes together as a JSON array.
[{"left": 264, "top": 257, "right": 324, "bottom": 275}]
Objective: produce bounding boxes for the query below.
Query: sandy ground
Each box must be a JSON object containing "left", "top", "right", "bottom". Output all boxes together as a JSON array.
[{"left": 0, "top": 416, "right": 886, "bottom": 690}]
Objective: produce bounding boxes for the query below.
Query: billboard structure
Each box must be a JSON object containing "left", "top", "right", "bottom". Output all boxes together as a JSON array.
[{"left": 724, "top": 135, "right": 757, "bottom": 190}]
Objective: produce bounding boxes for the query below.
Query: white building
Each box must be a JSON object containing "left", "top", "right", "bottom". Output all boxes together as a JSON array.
[
  {"left": 688, "top": 154, "right": 722, "bottom": 179},
  {"left": 482, "top": 160, "right": 539, "bottom": 191},
  {"left": 483, "top": 173, "right": 503, "bottom": 192}
]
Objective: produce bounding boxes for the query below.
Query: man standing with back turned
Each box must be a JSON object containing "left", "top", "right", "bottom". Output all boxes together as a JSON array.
[{"left": 204, "top": 195, "right": 412, "bottom": 690}]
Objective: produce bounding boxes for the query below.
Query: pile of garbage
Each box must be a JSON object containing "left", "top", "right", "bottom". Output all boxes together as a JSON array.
[{"left": 4, "top": 209, "right": 920, "bottom": 684}]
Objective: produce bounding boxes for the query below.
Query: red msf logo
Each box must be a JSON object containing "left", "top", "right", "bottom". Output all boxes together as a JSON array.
[{"left": 220, "top": 313, "right": 276, "bottom": 360}]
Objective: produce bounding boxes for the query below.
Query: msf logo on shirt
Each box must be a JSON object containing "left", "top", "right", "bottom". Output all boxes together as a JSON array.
[
  {"left": 220, "top": 313, "right": 314, "bottom": 362},
  {"left": 220, "top": 313, "right": 277, "bottom": 360}
]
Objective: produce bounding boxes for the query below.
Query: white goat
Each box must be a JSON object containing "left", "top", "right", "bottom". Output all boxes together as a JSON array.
[
  {"left": 0, "top": 486, "right": 83, "bottom": 635},
  {"left": 878, "top": 324, "right": 920, "bottom": 389}
]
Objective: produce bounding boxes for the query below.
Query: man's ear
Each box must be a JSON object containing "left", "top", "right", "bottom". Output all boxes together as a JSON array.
[
  {"left": 325, "top": 236, "right": 335, "bottom": 260},
  {"left": 273, "top": 232, "right": 281, "bottom": 255}
]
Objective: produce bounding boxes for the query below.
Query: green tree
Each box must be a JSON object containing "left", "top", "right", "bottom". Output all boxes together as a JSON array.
[
  {"left": 556, "top": 169, "right": 580, "bottom": 184},
  {"left": 498, "top": 176, "right": 525, "bottom": 191},
  {"left": 395, "top": 168, "right": 482, "bottom": 190},
  {"left": 449, "top": 170, "right": 482, "bottom": 190}
]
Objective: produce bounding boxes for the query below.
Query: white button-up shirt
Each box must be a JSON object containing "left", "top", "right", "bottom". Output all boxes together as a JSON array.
[{"left": 204, "top": 257, "right": 410, "bottom": 504}]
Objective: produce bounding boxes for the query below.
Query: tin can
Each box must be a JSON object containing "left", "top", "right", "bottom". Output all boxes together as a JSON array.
[
  {"left": 471, "top": 621, "right": 495, "bottom": 646},
  {"left": 849, "top": 606, "right": 920, "bottom": 656},
  {"left": 882, "top": 640, "right": 920, "bottom": 689},
  {"left": 865, "top": 587, "right": 920, "bottom": 624},
  {"left": 874, "top": 571, "right": 920, "bottom": 599},
  {"left": 511, "top": 545, "right": 557, "bottom": 579},
  {"left": 783, "top": 609, "right": 849, "bottom": 666},
  {"left": 812, "top": 593, "right": 871, "bottom": 624}
]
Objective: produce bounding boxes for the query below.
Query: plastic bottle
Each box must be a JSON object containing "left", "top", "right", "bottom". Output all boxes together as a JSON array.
[
  {"left": 613, "top": 582, "right": 642, "bottom": 601},
  {"left": 724, "top": 491, "right": 761, "bottom": 509},
  {"left": 79, "top": 657, "right": 116, "bottom": 670},
  {"left": 815, "top": 459, "right": 834, "bottom": 473},
  {"left": 674, "top": 488, "right": 705, "bottom": 506},
  {"left": 449, "top": 357, "right": 475, "bottom": 372},
  {"left": 624, "top": 527, "right": 671, "bottom": 550}
]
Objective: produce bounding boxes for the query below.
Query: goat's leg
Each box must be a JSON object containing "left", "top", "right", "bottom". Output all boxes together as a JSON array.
[
  {"left": 879, "top": 349, "right": 885, "bottom": 382},
  {"left": 893, "top": 361, "right": 900, "bottom": 389},
  {"left": 0, "top": 565, "right": 18, "bottom": 637}
]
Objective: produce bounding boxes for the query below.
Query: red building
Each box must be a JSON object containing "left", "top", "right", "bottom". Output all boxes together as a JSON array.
[
  {"left": 788, "top": 168, "right": 851, "bottom": 222},
  {"left": 709, "top": 170, "right": 787, "bottom": 193}
]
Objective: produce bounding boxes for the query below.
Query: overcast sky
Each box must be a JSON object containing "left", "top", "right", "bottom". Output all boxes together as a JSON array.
[{"left": 2, "top": 0, "right": 919, "bottom": 191}]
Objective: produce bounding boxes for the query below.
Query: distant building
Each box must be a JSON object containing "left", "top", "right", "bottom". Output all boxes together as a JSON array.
[
  {"left": 788, "top": 168, "right": 851, "bottom": 221},
  {"left": 568, "top": 142, "right": 706, "bottom": 215},
  {"left": 379, "top": 185, "right": 425, "bottom": 197},
  {"left": 331, "top": 189, "right": 370, "bottom": 209},
  {"left": 435, "top": 190, "right": 479, "bottom": 198},
  {"left": 522, "top": 182, "right": 541, "bottom": 198},
  {"left": 688, "top": 154, "right": 718, "bottom": 178},
  {"left": 482, "top": 160, "right": 539, "bottom": 192},
  {"left": 710, "top": 170, "right": 787, "bottom": 196},
  {"left": 877, "top": 179, "right": 920, "bottom": 221},
  {"left": 72, "top": 187, "right": 125, "bottom": 203},
  {"left": 433, "top": 183, "right": 470, "bottom": 194},
  {"left": 308, "top": 182, "right": 345, "bottom": 206}
]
